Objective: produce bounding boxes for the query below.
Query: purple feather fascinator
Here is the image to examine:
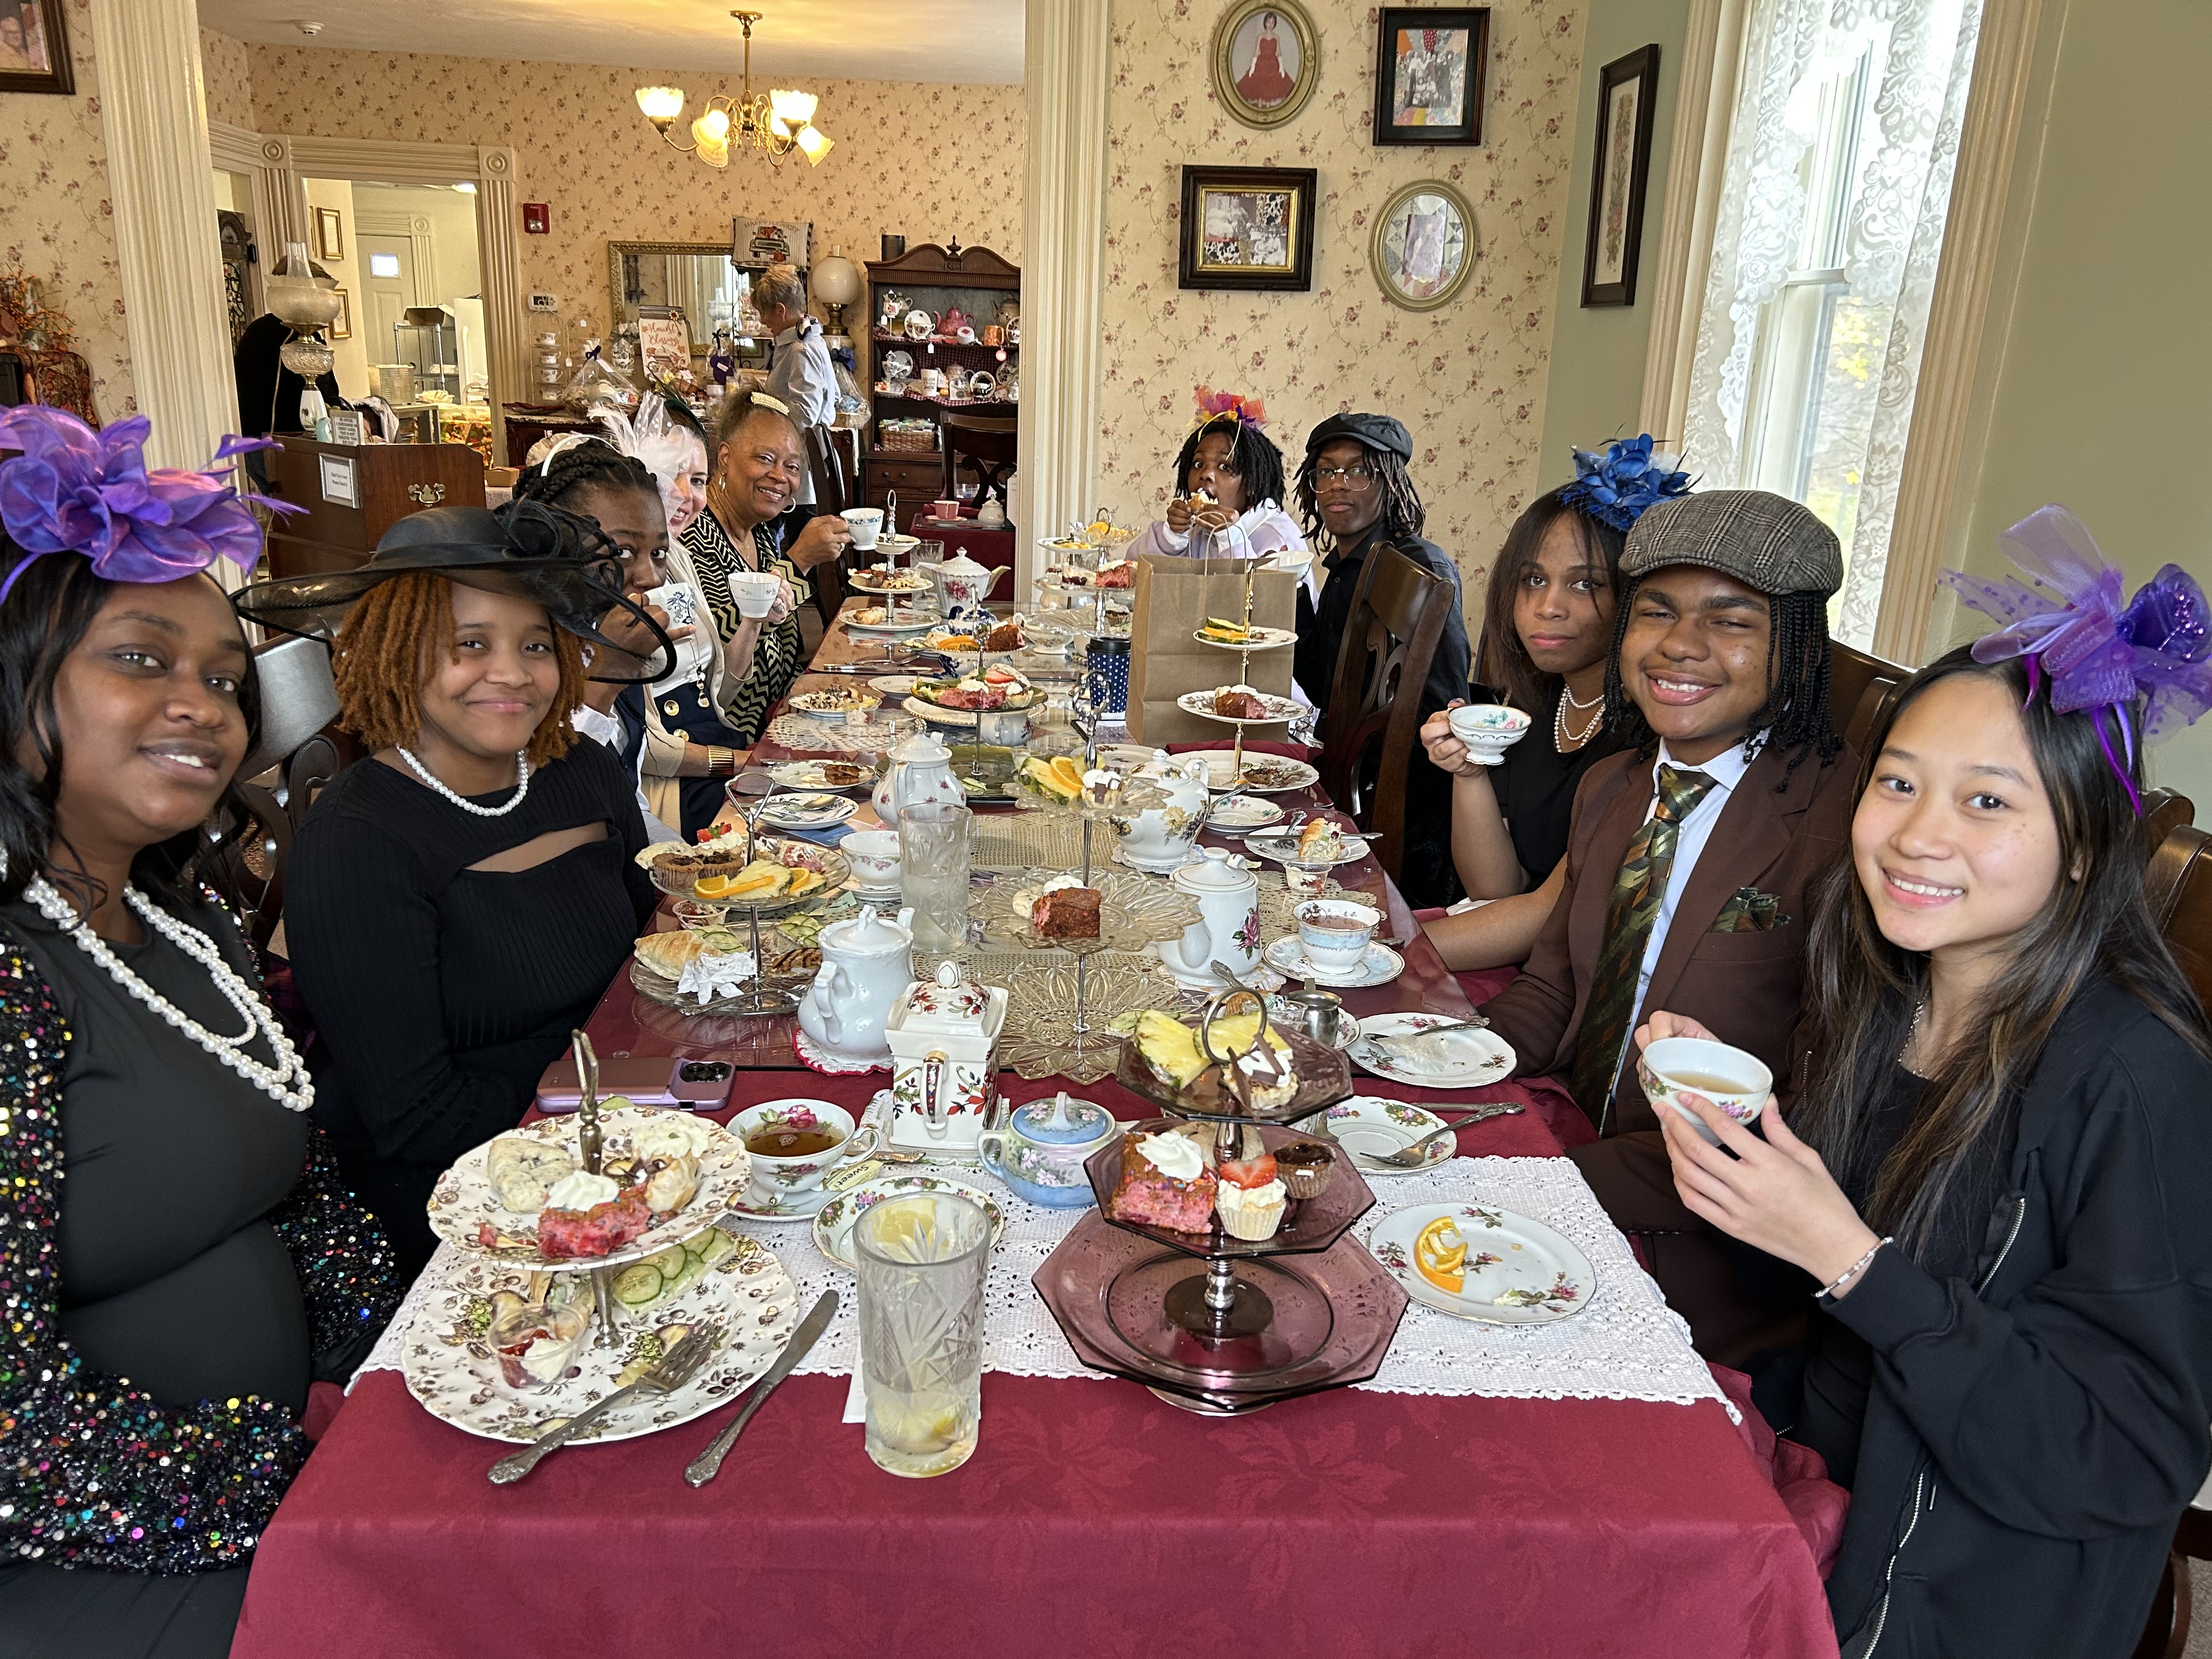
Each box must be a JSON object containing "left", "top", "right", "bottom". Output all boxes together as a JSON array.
[
  {"left": 0, "top": 405, "right": 297, "bottom": 605},
  {"left": 1939, "top": 504, "right": 2212, "bottom": 812}
]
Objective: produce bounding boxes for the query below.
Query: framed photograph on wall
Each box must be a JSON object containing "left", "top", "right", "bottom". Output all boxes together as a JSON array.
[
  {"left": 314, "top": 206, "right": 346, "bottom": 263},
  {"left": 1211, "top": 0, "right": 1319, "bottom": 131},
  {"left": 1178, "top": 166, "right": 1318, "bottom": 292},
  {"left": 328, "top": 287, "right": 352, "bottom": 340},
  {"left": 1581, "top": 44, "right": 1660, "bottom": 307},
  {"left": 0, "top": 0, "right": 74, "bottom": 97},
  {"left": 1372, "top": 8, "right": 1488, "bottom": 146},
  {"left": 1370, "top": 179, "right": 1476, "bottom": 312}
]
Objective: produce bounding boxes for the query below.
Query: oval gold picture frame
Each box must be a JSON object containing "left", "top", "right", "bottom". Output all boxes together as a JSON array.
[
  {"left": 1369, "top": 179, "right": 1477, "bottom": 313},
  {"left": 1211, "top": 0, "right": 1321, "bottom": 132}
]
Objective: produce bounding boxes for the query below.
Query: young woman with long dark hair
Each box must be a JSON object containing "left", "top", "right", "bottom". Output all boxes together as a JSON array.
[
  {"left": 1639, "top": 510, "right": 2212, "bottom": 1655},
  {"left": 1419, "top": 438, "right": 1689, "bottom": 969},
  {"left": 0, "top": 409, "right": 398, "bottom": 1657}
]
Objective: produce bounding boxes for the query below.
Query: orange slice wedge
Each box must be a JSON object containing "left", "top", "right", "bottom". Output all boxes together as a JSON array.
[
  {"left": 1415, "top": 1216, "right": 1467, "bottom": 1295},
  {"left": 693, "top": 874, "right": 736, "bottom": 899}
]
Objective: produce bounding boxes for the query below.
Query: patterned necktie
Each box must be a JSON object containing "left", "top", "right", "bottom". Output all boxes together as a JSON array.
[{"left": 1568, "top": 764, "right": 1718, "bottom": 1125}]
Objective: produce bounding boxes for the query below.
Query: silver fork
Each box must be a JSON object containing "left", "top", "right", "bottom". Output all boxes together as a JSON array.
[
  {"left": 488, "top": 1320, "right": 724, "bottom": 1484},
  {"left": 1368, "top": 1014, "right": 1492, "bottom": 1050},
  {"left": 1365, "top": 1104, "right": 1525, "bottom": 1166}
]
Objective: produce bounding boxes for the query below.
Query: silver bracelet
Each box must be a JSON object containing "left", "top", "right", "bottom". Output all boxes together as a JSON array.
[{"left": 1820, "top": 1235, "right": 1892, "bottom": 1300}]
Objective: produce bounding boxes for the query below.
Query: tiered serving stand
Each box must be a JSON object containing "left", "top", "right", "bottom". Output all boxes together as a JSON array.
[
  {"left": 1033, "top": 990, "right": 1408, "bottom": 1413},
  {"left": 646, "top": 812, "right": 849, "bottom": 1018},
  {"left": 1181, "top": 556, "right": 1301, "bottom": 785}
]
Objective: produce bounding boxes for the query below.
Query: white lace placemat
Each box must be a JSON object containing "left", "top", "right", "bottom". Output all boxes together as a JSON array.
[{"left": 358, "top": 1156, "right": 1728, "bottom": 1415}]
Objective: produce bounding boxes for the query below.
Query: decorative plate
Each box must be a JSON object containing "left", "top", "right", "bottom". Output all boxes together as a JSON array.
[
  {"left": 793, "top": 1027, "right": 889, "bottom": 1075},
  {"left": 847, "top": 568, "right": 932, "bottom": 594},
  {"left": 1177, "top": 687, "right": 1302, "bottom": 725},
  {"left": 1263, "top": 936, "right": 1405, "bottom": 990},
  {"left": 759, "top": 792, "right": 857, "bottom": 830},
  {"left": 426, "top": 1107, "right": 750, "bottom": 1269},
  {"left": 789, "top": 690, "right": 883, "bottom": 720},
  {"left": 844, "top": 613, "right": 938, "bottom": 637},
  {"left": 723, "top": 1184, "right": 836, "bottom": 1222},
  {"left": 1348, "top": 1013, "right": 1516, "bottom": 1091},
  {"left": 1206, "top": 795, "right": 1286, "bottom": 832},
  {"left": 1244, "top": 826, "right": 1370, "bottom": 867},
  {"left": 1192, "top": 624, "right": 1297, "bottom": 651},
  {"left": 1318, "top": 1096, "right": 1455, "bottom": 1173},
  {"left": 769, "top": 759, "right": 877, "bottom": 791},
  {"left": 1368, "top": 1201, "right": 1596, "bottom": 1326},
  {"left": 810, "top": 1173, "right": 1007, "bottom": 1271},
  {"left": 399, "top": 1232, "right": 799, "bottom": 1443},
  {"left": 867, "top": 674, "right": 921, "bottom": 696},
  {"left": 1198, "top": 752, "right": 1318, "bottom": 793}
]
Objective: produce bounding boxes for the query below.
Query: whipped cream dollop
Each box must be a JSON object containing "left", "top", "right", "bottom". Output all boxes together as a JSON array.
[
  {"left": 634, "top": 1118, "right": 710, "bottom": 1161},
  {"left": 1133, "top": 1132, "right": 1204, "bottom": 1183},
  {"left": 543, "top": 1170, "right": 620, "bottom": 1211}
]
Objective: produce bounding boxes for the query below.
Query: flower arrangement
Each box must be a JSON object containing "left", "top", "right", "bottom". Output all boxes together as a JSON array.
[{"left": 0, "top": 266, "right": 77, "bottom": 354}]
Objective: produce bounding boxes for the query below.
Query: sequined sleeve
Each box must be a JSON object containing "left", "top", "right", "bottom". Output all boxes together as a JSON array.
[
  {"left": 0, "top": 944, "right": 306, "bottom": 1573},
  {"left": 271, "top": 1127, "right": 403, "bottom": 1376}
]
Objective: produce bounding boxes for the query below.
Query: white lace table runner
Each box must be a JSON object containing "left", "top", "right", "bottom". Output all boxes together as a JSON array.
[{"left": 359, "top": 1157, "right": 1727, "bottom": 1414}]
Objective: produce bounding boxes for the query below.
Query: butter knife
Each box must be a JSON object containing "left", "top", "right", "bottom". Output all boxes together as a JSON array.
[{"left": 682, "top": 1289, "right": 838, "bottom": 1487}]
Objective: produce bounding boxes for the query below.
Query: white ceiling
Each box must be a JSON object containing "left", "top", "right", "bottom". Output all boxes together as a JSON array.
[{"left": 195, "top": 0, "right": 1025, "bottom": 87}]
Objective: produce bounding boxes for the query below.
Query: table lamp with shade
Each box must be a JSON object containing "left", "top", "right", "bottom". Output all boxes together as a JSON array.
[{"left": 812, "top": 253, "right": 863, "bottom": 344}]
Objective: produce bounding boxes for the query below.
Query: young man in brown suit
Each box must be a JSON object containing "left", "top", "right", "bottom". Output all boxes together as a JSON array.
[{"left": 1478, "top": 490, "right": 1858, "bottom": 1365}]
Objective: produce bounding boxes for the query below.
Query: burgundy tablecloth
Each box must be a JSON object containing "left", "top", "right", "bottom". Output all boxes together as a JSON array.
[{"left": 232, "top": 1069, "right": 1836, "bottom": 1659}]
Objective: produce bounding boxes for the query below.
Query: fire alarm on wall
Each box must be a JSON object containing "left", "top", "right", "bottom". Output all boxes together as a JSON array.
[{"left": 522, "top": 202, "right": 551, "bottom": 235}]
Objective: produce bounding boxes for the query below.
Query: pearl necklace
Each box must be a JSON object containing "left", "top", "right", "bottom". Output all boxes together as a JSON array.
[
  {"left": 25, "top": 875, "right": 313, "bottom": 1113},
  {"left": 1555, "top": 683, "right": 1606, "bottom": 751},
  {"left": 397, "top": 747, "right": 531, "bottom": 816}
]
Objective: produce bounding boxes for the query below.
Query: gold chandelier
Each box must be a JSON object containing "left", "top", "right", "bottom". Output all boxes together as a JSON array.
[{"left": 634, "top": 11, "right": 832, "bottom": 169}]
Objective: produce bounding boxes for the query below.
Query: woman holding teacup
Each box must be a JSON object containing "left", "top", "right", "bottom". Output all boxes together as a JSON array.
[
  {"left": 1419, "top": 438, "right": 1688, "bottom": 972},
  {"left": 681, "top": 390, "right": 851, "bottom": 746},
  {"left": 1630, "top": 517, "right": 2212, "bottom": 1657}
]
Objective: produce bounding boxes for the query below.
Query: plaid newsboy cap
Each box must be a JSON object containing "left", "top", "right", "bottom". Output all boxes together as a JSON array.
[{"left": 1619, "top": 489, "right": 1843, "bottom": 599}]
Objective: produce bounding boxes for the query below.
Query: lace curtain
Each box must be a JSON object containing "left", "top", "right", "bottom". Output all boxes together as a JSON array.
[{"left": 1682, "top": 0, "right": 1984, "bottom": 647}]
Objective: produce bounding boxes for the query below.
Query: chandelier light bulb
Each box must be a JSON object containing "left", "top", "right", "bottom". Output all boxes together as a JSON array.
[
  {"left": 769, "top": 88, "right": 816, "bottom": 127},
  {"left": 795, "top": 125, "right": 832, "bottom": 164},
  {"left": 635, "top": 84, "right": 685, "bottom": 125},
  {"left": 693, "top": 107, "right": 732, "bottom": 145}
]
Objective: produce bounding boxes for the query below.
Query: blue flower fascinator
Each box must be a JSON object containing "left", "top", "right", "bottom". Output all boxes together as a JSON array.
[
  {"left": 1559, "top": 434, "right": 1693, "bottom": 533},
  {"left": 1940, "top": 504, "right": 2212, "bottom": 813},
  {"left": 0, "top": 405, "right": 296, "bottom": 605}
]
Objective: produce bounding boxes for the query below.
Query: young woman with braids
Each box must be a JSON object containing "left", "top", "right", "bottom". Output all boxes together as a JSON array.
[
  {"left": 0, "top": 409, "right": 397, "bottom": 1657},
  {"left": 1635, "top": 511, "right": 2212, "bottom": 1655},
  {"left": 1476, "top": 489, "right": 1857, "bottom": 1365},
  {"left": 1288, "top": 412, "right": 1472, "bottom": 906},
  {"left": 1128, "top": 394, "right": 1308, "bottom": 575},
  {"left": 236, "top": 504, "right": 669, "bottom": 1274}
]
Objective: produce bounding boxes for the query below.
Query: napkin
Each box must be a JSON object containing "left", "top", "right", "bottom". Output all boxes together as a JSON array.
[
  {"left": 843, "top": 1364, "right": 867, "bottom": 1424},
  {"left": 778, "top": 822, "right": 855, "bottom": 849}
]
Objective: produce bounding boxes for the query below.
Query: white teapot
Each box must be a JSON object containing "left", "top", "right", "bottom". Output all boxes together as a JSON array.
[
  {"left": 883, "top": 961, "right": 1009, "bottom": 1158},
  {"left": 930, "top": 547, "right": 1012, "bottom": 620},
  {"left": 795, "top": 905, "right": 914, "bottom": 1062},
  {"left": 1111, "top": 752, "right": 1210, "bottom": 873},
  {"left": 1156, "top": 847, "right": 1262, "bottom": 988},
  {"left": 873, "top": 726, "right": 963, "bottom": 823}
]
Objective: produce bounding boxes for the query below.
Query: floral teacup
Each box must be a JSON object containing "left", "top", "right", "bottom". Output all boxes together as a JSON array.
[{"left": 731, "top": 1098, "right": 880, "bottom": 1207}]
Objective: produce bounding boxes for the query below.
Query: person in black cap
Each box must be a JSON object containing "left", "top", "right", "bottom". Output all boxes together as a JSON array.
[
  {"left": 1292, "top": 411, "right": 1472, "bottom": 906},
  {"left": 233, "top": 503, "right": 676, "bottom": 1274}
]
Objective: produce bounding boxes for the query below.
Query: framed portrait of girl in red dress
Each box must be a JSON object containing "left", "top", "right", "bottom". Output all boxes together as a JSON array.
[{"left": 1211, "top": 0, "right": 1319, "bottom": 130}]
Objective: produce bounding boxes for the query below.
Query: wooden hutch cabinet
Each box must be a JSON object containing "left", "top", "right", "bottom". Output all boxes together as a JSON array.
[{"left": 859, "top": 242, "right": 1018, "bottom": 535}]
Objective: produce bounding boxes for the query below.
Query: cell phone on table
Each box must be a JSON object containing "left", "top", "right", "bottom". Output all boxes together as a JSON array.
[
  {"left": 535, "top": 1054, "right": 681, "bottom": 1113},
  {"left": 669, "top": 1060, "right": 735, "bottom": 1109}
]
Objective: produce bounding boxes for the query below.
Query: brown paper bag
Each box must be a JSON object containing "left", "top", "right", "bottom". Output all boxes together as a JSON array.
[{"left": 1126, "top": 554, "right": 1299, "bottom": 746}]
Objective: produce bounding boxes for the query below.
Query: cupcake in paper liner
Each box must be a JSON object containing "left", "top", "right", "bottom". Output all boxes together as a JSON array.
[
  {"left": 1215, "top": 1177, "right": 1288, "bottom": 1241},
  {"left": 1272, "top": 1140, "right": 1335, "bottom": 1201}
]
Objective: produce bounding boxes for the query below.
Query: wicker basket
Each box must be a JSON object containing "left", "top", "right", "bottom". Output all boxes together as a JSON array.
[{"left": 878, "top": 420, "right": 939, "bottom": 453}]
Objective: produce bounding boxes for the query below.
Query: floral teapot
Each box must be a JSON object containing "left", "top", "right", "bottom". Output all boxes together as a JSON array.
[
  {"left": 883, "top": 961, "right": 1008, "bottom": 1158},
  {"left": 929, "top": 547, "right": 1012, "bottom": 620},
  {"left": 1110, "top": 752, "right": 1211, "bottom": 873},
  {"left": 872, "top": 726, "right": 963, "bottom": 823},
  {"left": 795, "top": 905, "right": 914, "bottom": 1062},
  {"left": 1155, "top": 847, "right": 1262, "bottom": 988}
]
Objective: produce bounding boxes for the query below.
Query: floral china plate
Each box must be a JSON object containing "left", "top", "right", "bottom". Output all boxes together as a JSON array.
[
  {"left": 399, "top": 1232, "right": 799, "bottom": 1442},
  {"left": 768, "top": 759, "right": 878, "bottom": 791},
  {"left": 1367, "top": 1201, "right": 1595, "bottom": 1327},
  {"left": 1206, "top": 794, "right": 1286, "bottom": 832},
  {"left": 1318, "top": 1096, "right": 1457, "bottom": 1173},
  {"left": 759, "top": 792, "right": 858, "bottom": 829},
  {"left": 1244, "top": 826, "right": 1370, "bottom": 867},
  {"left": 809, "top": 1172, "right": 1006, "bottom": 1271},
  {"left": 1176, "top": 687, "right": 1302, "bottom": 725},
  {"left": 427, "top": 1107, "right": 748, "bottom": 1269},
  {"left": 1348, "top": 1013, "right": 1516, "bottom": 1090},
  {"left": 789, "top": 690, "right": 883, "bottom": 720},
  {"left": 1198, "top": 752, "right": 1319, "bottom": 793}
]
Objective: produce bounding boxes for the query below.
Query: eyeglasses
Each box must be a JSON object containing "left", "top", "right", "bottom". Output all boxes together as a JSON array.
[{"left": 1312, "top": 464, "right": 1377, "bottom": 493}]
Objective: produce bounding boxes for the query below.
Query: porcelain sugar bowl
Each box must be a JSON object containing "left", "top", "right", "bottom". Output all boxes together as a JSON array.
[
  {"left": 795, "top": 905, "right": 914, "bottom": 1063},
  {"left": 977, "top": 1091, "right": 1118, "bottom": 1208},
  {"left": 1110, "top": 753, "right": 1210, "bottom": 874},
  {"left": 883, "top": 960, "right": 1009, "bottom": 1158}
]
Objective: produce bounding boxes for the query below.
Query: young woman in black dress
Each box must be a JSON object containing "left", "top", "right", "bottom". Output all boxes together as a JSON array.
[
  {"left": 1638, "top": 519, "right": 2212, "bottom": 1655},
  {"left": 1420, "top": 438, "right": 1690, "bottom": 969},
  {"left": 0, "top": 409, "right": 398, "bottom": 1658},
  {"left": 235, "top": 503, "right": 672, "bottom": 1274}
]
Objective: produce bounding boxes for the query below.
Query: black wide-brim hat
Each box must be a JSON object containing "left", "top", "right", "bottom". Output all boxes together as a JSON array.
[{"left": 232, "top": 500, "right": 677, "bottom": 683}]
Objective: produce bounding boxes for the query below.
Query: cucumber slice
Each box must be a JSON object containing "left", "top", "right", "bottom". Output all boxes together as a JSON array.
[
  {"left": 645, "top": 1244, "right": 689, "bottom": 1279},
  {"left": 668, "top": 1254, "right": 705, "bottom": 1295},
  {"left": 693, "top": 1228, "right": 738, "bottom": 1267},
  {"left": 612, "top": 1263, "right": 664, "bottom": 1306}
]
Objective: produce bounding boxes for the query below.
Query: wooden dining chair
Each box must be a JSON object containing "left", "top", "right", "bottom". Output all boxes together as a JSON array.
[
  {"left": 1315, "top": 542, "right": 1454, "bottom": 887},
  {"left": 802, "top": 427, "right": 853, "bottom": 627},
  {"left": 1828, "top": 639, "right": 1911, "bottom": 754},
  {"left": 939, "top": 410, "right": 1018, "bottom": 520}
]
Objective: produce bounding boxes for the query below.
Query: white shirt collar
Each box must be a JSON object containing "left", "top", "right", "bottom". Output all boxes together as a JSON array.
[{"left": 1652, "top": 730, "right": 1765, "bottom": 793}]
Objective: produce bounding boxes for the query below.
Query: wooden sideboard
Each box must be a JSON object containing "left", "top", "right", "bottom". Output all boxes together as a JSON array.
[{"left": 261, "top": 436, "right": 486, "bottom": 578}]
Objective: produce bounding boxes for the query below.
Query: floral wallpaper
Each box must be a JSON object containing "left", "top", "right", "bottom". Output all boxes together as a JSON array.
[
  {"left": 199, "top": 26, "right": 252, "bottom": 130},
  {"left": 227, "top": 43, "right": 1025, "bottom": 335},
  {"left": 1100, "top": 0, "right": 1587, "bottom": 611},
  {"left": 1, "top": 0, "right": 132, "bottom": 419}
]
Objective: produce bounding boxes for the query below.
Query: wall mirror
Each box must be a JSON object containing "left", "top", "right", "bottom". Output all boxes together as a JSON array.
[{"left": 607, "top": 241, "right": 749, "bottom": 361}]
